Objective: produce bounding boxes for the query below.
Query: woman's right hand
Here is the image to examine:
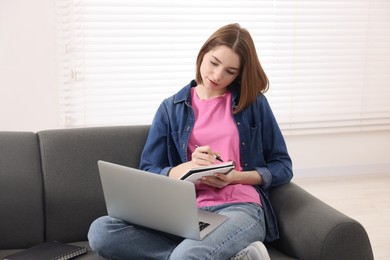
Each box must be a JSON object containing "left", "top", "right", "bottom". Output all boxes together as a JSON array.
[
  {"left": 191, "top": 145, "right": 219, "bottom": 166},
  {"left": 168, "top": 145, "right": 219, "bottom": 180}
]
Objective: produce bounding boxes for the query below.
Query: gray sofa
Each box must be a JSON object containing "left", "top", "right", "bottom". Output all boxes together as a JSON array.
[{"left": 0, "top": 125, "right": 374, "bottom": 260}]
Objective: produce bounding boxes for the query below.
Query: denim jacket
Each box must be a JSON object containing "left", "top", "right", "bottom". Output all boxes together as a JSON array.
[{"left": 140, "top": 80, "right": 293, "bottom": 242}]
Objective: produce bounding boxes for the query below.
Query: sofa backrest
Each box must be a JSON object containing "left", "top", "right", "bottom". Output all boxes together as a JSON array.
[
  {"left": 0, "top": 132, "right": 44, "bottom": 249},
  {"left": 37, "top": 125, "right": 150, "bottom": 242}
]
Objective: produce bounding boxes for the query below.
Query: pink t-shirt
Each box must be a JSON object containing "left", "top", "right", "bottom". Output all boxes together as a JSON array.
[{"left": 188, "top": 88, "right": 261, "bottom": 207}]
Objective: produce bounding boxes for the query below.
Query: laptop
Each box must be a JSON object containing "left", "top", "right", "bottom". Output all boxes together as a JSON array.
[{"left": 97, "top": 160, "right": 228, "bottom": 240}]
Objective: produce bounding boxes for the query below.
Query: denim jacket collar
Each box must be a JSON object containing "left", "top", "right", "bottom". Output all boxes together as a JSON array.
[{"left": 173, "top": 80, "right": 239, "bottom": 108}]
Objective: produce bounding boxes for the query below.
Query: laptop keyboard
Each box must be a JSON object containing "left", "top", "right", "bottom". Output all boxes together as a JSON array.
[{"left": 199, "top": 221, "right": 210, "bottom": 231}]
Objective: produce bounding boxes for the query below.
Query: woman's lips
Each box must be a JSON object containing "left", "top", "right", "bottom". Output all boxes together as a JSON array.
[{"left": 209, "top": 79, "right": 218, "bottom": 87}]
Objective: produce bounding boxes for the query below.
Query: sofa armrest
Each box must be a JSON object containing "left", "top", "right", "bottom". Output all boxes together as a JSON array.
[{"left": 269, "top": 182, "right": 374, "bottom": 260}]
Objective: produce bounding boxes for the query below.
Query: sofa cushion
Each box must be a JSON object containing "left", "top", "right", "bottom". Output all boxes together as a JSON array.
[
  {"left": 0, "top": 132, "right": 44, "bottom": 249},
  {"left": 37, "top": 125, "right": 150, "bottom": 242}
]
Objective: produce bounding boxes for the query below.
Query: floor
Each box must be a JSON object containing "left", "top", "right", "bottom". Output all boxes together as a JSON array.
[{"left": 294, "top": 172, "right": 390, "bottom": 260}]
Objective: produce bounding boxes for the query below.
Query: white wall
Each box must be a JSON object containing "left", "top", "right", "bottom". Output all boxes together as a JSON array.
[
  {"left": 1, "top": 0, "right": 389, "bottom": 177},
  {"left": 285, "top": 131, "right": 390, "bottom": 178},
  {"left": 0, "top": 0, "right": 59, "bottom": 132}
]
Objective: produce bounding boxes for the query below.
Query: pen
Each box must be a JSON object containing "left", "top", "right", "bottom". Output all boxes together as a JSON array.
[{"left": 195, "top": 145, "right": 224, "bottom": 162}]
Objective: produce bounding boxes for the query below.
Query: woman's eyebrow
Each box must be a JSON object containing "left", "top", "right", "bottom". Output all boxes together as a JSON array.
[{"left": 212, "top": 55, "right": 240, "bottom": 71}]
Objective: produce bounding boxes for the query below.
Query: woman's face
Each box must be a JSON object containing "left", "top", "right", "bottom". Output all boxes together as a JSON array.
[{"left": 199, "top": 45, "right": 240, "bottom": 91}]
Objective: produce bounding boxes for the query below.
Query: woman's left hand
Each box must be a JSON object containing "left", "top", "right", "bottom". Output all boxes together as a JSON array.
[
  {"left": 199, "top": 170, "right": 238, "bottom": 188},
  {"left": 199, "top": 169, "right": 263, "bottom": 188}
]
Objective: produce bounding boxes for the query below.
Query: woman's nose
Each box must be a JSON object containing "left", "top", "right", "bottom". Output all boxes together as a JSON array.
[{"left": 213, "top": 68, "right": 223, "bottom": 82}]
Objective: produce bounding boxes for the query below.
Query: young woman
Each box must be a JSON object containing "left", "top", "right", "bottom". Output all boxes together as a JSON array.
[{"left": 88, "top": 23, "right": 293, "bottom": 260}]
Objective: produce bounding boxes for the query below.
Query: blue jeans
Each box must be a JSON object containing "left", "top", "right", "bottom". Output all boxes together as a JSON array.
[{"left": 88, "top": 203, "right": 265, "bottom": 260}]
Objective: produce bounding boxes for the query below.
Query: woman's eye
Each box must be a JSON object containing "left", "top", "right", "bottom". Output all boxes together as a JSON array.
[
  {"left": 210, "top": 61, "right": 218, "bottom": 66},
  {"left": 227, "top": 70, "right": 235, "bottom": 75}
]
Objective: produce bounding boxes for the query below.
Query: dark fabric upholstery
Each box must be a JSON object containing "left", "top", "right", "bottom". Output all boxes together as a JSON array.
[
  {"left": 269, "top": 182, "right": 374, "bottom": 260},
  {"left": 0, "top": 132, "right": 44, "bottom": 249},
  {"left": 37, "top": 125, "right": 150, "bottom": 243},
  {"left": 266, "top": 246, "right": 297, "bottom": 259},
  {"left": 0, "top": 126, "right": 374, "bottom": 259}
]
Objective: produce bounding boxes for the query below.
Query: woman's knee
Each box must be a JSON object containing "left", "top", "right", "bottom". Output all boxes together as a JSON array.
[{"left": 88, "top": 216, "right": 114, "bottom": 252}]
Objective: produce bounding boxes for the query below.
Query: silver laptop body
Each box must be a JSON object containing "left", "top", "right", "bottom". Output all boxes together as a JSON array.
[{"left": 98, "top": 160, "right": 228, "bottom": 240}]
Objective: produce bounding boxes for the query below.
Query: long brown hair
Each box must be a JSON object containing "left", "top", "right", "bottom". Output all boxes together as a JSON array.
[{"left": 196, "top": 23, "right": 269, "bottom": 114}]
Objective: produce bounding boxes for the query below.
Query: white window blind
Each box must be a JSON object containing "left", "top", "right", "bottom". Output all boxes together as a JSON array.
[{"left": 55, "top": 0, "right": 390, "bottom": 135}]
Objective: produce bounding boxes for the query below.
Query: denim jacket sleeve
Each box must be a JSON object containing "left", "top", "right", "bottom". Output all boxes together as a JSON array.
[
  {"left": 139, "top": 82, "right": 194, "bottom": 175},
  {"left": 254, "top": 95, "right": 293, "bottom": 190},
  {"left": 139, "top": 101, "right": 177, "bottom": 176},
  {"left": 235, "top": 94, "right": 293, "bottom": 242},
  {"left": 236, "top": 94, "right": 293, "bottom": 191}
]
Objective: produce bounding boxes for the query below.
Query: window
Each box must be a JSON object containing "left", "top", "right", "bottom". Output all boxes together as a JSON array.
[{"left": 56, "top": 0, "right": 390, "bottom": 134}]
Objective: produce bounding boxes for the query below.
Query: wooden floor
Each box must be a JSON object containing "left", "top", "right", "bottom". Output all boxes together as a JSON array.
[{"left": 294, "top": 172, "right": 390, "bottom": 260}]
